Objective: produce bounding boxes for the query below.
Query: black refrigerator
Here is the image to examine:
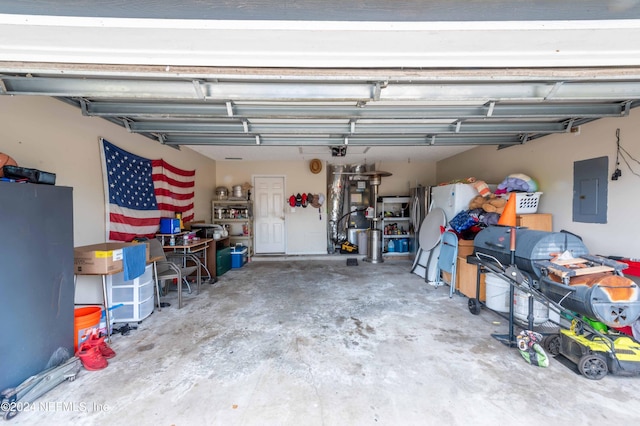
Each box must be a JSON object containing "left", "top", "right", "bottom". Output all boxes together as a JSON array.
[{"left": 0, "top": 182, "right": 74, "bottom": 390}]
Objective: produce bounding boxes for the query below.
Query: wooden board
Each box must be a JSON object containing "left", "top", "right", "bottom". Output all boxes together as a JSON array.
[{"left": 547, "top": 257, "right": 614, "bottom": 278}]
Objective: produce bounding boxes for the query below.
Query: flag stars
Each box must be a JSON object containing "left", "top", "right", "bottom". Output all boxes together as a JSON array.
[{"left": 103, "top": 141, "right": 162, "bottom": 212}]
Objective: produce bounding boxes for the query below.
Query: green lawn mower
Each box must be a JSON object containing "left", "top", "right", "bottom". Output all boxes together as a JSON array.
[{"left": 542, "top": 321, "right": 640, "bottom": 380}]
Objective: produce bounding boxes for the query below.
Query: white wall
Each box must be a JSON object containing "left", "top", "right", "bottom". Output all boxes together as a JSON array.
[
  {"left": 376, "top": 160, "right": 436, "bottom": 197},
  {"left": 217, "top": 159, "right": 436, "bottom": 254},
  {"left": 436, "top": 109, "right": 640, "bottom": 259},
  {"left": 0, "top": 96, "right": 217, "bottom": 244},
  {"left": 217, "top": 159, "right": 328, "bottom": 254},
  {"left": 0, "top": 96, "right": 217, "bottom": 302}
]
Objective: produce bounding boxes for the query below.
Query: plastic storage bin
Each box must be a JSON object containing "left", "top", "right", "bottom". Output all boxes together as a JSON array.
[
  {"left": 112, "top": 297, "right": 154, "bottom": 323},
  {"left": 216, "top": 247, "right": 232, "bottom": 276},
  {"left": 107, "top": 264, "right": 155, "bottom": 323},
  {"left": 159, "top": 218, "right": 181, "bottom": 234},
  {"left": 231, "top": 246, "right": 248, "bottom": 268}
]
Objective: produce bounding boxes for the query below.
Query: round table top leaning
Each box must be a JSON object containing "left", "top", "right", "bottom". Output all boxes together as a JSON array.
[{"left": 419, "top": 207, "right": 446, "bottom": 251}]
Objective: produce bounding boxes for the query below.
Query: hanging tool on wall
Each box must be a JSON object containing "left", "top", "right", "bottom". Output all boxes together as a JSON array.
[
  {"left": 612, "top": 128, "right": 640, "bottom": 180},
  {"left": 612, "top": 128, "right": 622, "bottom": 180}
]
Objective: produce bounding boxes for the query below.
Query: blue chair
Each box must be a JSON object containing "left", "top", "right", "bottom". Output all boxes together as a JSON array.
[{"left": 435, "top": 231, "right": 459, "bottom": 297}]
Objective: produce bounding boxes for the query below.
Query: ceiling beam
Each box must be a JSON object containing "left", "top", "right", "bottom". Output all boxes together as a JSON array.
[
  {"left": 127, "top": 120, "right": 569, "bottom": 135},
  {"left": 160, "top": 134, "right": 522, "bottom": 146},
  {"left": 4, "top": 69, "right": 638, "bottom": 154},
  {"left": 80, "top": 99, "right": 630, "bottom": 119},
  {"left": 5, "top": 76, "right": 640, "bottom": 102}
]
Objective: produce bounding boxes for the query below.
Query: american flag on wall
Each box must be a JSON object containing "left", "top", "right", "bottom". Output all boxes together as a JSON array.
[{"left": 100, "top": 138, "right": 195, "bottom": 241}]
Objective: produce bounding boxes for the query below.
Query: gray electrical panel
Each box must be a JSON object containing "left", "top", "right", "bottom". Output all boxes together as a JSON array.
[{"left": 573, "top": 156, "right": 608, "bottom": 224}]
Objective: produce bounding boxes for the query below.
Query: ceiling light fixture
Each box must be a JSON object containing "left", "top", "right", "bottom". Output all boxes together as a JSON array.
[{"left": 331, "top": 146, "right": 347, "bottom": 157}]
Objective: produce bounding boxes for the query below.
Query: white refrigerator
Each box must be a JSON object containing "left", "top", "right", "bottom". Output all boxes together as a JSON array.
[{"left": 430, "top": 183, "right": 481, "bottom": 223}]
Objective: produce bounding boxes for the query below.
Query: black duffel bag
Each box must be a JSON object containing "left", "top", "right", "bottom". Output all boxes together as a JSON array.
[{"left": 2, "top": 165, "right": 56, "bottom": 185}]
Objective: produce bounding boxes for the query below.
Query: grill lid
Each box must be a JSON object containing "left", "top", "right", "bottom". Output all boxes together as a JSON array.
[{"left": 474, "top": 227, "right": 589, "bottom": 277}]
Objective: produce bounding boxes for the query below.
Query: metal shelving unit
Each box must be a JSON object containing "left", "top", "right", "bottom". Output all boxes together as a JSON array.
[
  {"left": 212, "top": 199, "right": 253, "bottom": 257},
  {"left": 380, "top": 196, "right": 414, "bottom": 256}
]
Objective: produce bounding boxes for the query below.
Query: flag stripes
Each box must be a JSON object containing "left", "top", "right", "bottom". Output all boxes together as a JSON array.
[{"left": 101, "top": 139, "right": 196, "bottom": 241}]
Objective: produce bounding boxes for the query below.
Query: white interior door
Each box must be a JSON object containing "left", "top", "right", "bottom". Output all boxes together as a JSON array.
[{"left": 254, "top": 176, "right": 286, "bottom": 253}]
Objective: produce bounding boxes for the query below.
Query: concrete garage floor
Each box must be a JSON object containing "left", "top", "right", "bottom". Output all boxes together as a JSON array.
[{"left": 11, "top": 257, "right": 640, "bottom": 425}]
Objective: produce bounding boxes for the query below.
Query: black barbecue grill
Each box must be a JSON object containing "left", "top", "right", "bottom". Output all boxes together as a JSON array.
[
  {"left": 473, "top": 227, "right": 588, "bottom": 277},
  {"left": 473, "top": 227, "right": 640, "bottom": 328}
]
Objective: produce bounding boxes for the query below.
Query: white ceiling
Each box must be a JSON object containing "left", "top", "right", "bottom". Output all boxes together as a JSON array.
[{"left": 2, "top": 1, "right": 640, "bottom": 162}]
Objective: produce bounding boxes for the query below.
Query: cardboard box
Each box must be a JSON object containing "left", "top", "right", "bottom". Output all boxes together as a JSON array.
[
  {"left": 516, "top": 213, "right": 552, "bottom": 231},
  {"left": 458, "top": 239, "right": 475, "bottom": 258},
  {"left": 74, "top": 242, "right": 150, "bottom": 274},
  {"left": 456, "top": 256, "right": 486, "bottom": 301},
  {"left": 137, "top": 241, "right": 151, "bottom": 262}
]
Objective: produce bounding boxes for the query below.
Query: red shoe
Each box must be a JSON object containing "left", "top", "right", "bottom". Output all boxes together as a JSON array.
[
  {"left": 77, "top": 343, "right": 108, "bottom": 371},
  {"left": 86, "top": 333, "right": 116, "bottom": 359}
]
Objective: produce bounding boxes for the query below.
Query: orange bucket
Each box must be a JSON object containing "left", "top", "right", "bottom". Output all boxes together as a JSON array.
[{"left": 74, "top": 306, "right": 102, "bottom": 351}]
